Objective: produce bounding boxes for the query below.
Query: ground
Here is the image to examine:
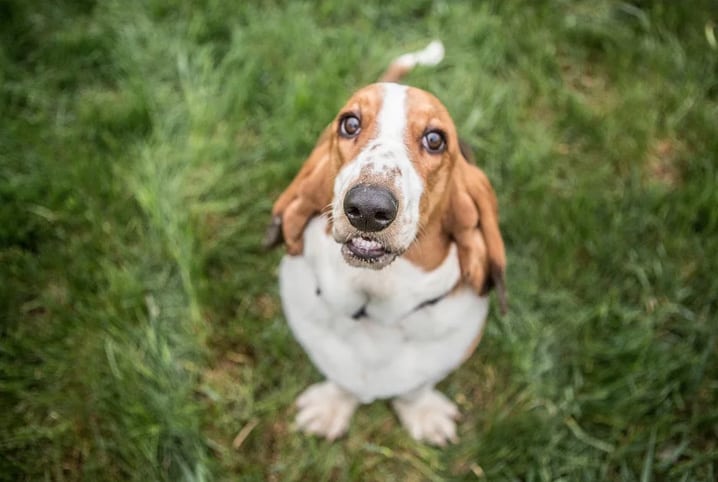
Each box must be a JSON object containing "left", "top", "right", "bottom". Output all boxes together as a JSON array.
[{"left": 1, "top": 0, "right": 717, "bottom": 480}]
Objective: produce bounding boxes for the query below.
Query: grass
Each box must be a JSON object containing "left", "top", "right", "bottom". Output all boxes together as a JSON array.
[{"left": 1, "top": 0, "right": 717, "bottom": 480}]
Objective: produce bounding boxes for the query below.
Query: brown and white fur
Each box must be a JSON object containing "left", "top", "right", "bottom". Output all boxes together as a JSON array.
[{"left": 264, "top": 41, "right": 507, "bottom": 446}]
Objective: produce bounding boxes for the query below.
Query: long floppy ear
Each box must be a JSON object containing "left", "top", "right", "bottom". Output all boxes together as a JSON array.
[
  {"left": 445, "top": 143, "right": 507, "bottom": 313},
  {"left": 263, "top": 126, "right": 336, "bottom": 255}
]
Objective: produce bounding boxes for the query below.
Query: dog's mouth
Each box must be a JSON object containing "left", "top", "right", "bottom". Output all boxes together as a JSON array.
[{"left": 341, "top": 235, "right": 397, "bottom": 269}]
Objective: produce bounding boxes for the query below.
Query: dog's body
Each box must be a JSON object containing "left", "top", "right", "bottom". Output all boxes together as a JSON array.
[
  {"left": 281, "top": 216, "right": 489, "bottom": 403},
  {"left": 266, "top": 42, "right": 506, "bottom": 445}
]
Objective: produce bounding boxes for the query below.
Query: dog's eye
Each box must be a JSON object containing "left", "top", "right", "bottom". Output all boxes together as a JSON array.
[
  {"left": 422, "top": 130, "right": 446, "bottom": 154},
  {"left": 339, "top": 114, "right": 361, "bottom": 138}
]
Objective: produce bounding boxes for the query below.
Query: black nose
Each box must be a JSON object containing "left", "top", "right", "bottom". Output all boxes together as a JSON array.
[{"left": 343, "top": 184, "right": 398, "bottom": 232}]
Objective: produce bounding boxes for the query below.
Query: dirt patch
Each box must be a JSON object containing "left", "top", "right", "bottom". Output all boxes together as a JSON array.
[{"left": 644, "top": 138, "right": 684, "bottom": 188}]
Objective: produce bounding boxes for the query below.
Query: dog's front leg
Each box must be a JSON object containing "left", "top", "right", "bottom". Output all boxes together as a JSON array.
[
  {"left": 294, "top": 381, "right": 359, "bottom": 441},
  {"left": 392, "top": 385, "right": 460, "bottom": 446}
]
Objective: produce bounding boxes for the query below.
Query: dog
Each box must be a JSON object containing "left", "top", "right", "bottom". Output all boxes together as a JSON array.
[{"left": 263, "top": 40, "right": 507, "bottom": 446}]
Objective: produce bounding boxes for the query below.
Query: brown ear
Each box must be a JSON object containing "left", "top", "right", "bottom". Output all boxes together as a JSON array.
[
  {"left": 445, "top": 148, "right": 507, "bottom": 313},
  {"left": 263, "top": 126, "right": 336, "bottom": 255}
]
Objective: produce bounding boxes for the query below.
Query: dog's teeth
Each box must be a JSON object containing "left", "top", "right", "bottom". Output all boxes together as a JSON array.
[{"left": 352, "top": 237, "right": 382, "bottom": 250}]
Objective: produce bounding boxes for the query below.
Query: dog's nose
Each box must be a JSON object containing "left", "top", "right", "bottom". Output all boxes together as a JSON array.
[{"left": 343, "top": 184, "right": 398, "bottom": 232}]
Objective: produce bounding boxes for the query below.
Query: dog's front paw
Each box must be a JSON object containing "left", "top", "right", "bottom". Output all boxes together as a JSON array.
[
  {"left": 295, "top": 381, "right": 358, "bottom": 441},
  {"left": 392, "top": 389, "right": 460, "bottom": 446}
]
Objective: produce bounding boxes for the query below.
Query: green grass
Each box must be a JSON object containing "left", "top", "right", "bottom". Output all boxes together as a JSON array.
[{"left": 1, "top": 0, "right": 717, "bottom": 480}]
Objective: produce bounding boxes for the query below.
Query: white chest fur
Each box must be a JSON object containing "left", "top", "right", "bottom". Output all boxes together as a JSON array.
[{"left": 279, "top": 217, "right": 488, "bottom": 403}]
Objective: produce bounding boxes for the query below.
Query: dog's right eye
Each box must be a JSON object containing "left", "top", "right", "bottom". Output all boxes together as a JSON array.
[{"left": 339, "top": 114, "right": 361, "bottom": 138}]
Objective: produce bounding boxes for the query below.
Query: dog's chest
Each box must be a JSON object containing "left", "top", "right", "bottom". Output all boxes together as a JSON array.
[
  {"left": 279, "top": 216, "right": 489, "bottom": 401},
  {"left": 303, "top": 217, "right": 460, "bottom": 325}
]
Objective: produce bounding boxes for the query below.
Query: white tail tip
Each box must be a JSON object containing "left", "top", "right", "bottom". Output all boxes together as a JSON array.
[
  {"left": 415, "top": 40, "right": 445, "bottom": 66},
  {"left": 395, "top": 40, "right": 445, "bottom": 68}
]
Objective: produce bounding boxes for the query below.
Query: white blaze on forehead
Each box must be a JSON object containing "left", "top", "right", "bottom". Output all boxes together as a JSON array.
[{"left": 376, "top": 83, "right": 408, "bottom": 143}]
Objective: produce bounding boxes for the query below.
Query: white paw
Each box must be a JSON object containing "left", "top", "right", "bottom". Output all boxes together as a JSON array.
[
  {"left": 294, "top": 381, "right": 358, "bottom": 441},
  {"left": 392, "top": 389, "right": 460, "bottom": 446}
]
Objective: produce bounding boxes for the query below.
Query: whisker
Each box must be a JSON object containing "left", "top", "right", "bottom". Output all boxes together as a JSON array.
[{"left": 320, "top": 202, "right": 334, "bottom": 220}]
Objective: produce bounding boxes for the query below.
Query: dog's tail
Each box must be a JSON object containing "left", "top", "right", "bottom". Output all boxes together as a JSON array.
[{"left": 378, "top": 40, "right": 445, "bottom": 83}]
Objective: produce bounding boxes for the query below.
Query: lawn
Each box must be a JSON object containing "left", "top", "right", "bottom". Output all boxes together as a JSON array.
[{"left": 1, "top": 0, "right": 717, "bottom": 480}]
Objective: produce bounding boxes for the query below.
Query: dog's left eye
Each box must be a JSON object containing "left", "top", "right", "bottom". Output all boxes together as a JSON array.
[{"left": 422, "top": 130, "right": 446, "bottom": 154}]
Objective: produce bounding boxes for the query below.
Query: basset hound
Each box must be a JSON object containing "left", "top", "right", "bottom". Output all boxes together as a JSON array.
[{"left": 264, "top": 40, "right": 507, "bottom": 446}]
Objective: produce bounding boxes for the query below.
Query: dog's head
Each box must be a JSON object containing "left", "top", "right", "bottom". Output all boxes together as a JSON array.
[
  {"left": 328, "top": 83, "right": 460, "bottom": 269},
  {"left": 267, "top": 82, "right": 506, "bottom": 307}
]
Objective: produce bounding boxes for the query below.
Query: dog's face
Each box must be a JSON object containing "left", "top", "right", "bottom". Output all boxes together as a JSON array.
[{"left": 330, "top": 83, "right": 461, "bottom": 269}]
